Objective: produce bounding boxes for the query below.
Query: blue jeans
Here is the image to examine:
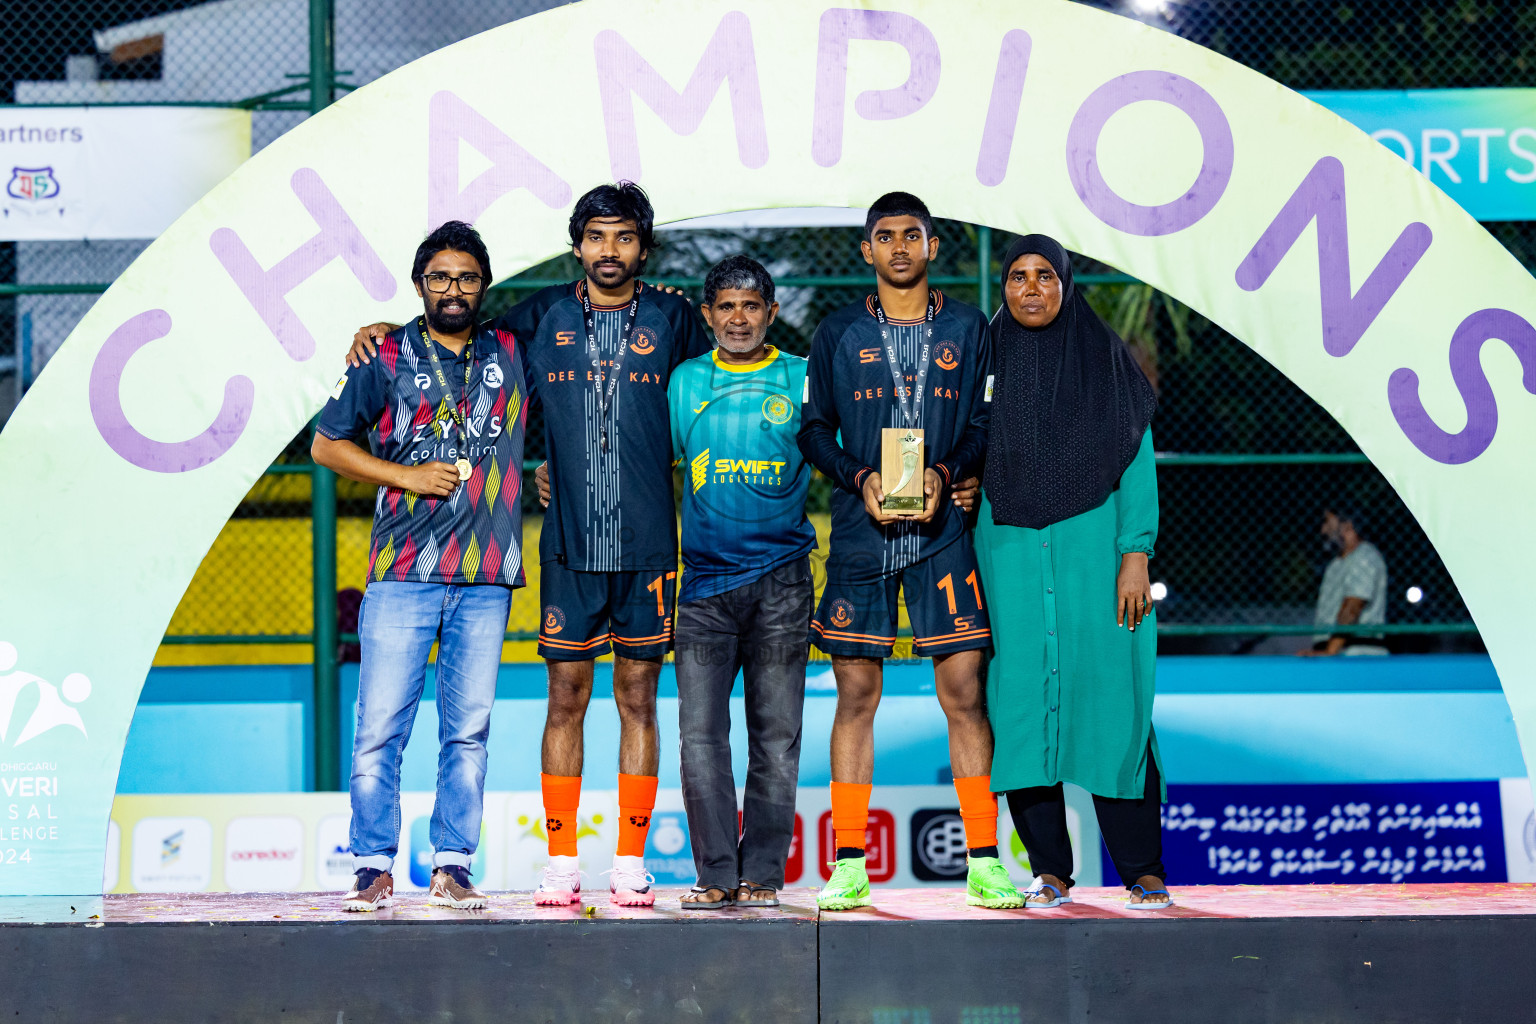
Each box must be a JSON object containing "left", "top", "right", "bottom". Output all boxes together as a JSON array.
[{"left": 350, "top": 581, "right": 510, "bottom": 872}]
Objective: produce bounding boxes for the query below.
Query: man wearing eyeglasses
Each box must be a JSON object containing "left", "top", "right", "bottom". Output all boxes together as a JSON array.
[{"left": 313, "top": 220, "right": 526, "bottom": 912}]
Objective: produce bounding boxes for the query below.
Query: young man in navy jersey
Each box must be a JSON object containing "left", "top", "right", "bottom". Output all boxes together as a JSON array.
[
  {"left": 798, "top": 192, "right": 1023, "bottom": 910},
  {"left": 350, "top": 184, "right": 710, "bottom": 905},
  {"left": 316, "top": 220, "right": 525, "bottom": 912}
]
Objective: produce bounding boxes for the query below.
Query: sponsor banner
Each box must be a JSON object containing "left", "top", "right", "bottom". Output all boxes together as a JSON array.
[
  {"left": 105, "top": 787, "right": 1102, "bottom": 893},
  {"left": 110, "top": 793, "right": 506, "bottom": 893},
  {"left": 1498, "top": 778, "right": 1536, "bottom": 883},
  {"left": 1308, "top": 89, "right": 1536, "bottom": 222},
  {"left": 0, "top": 107, "right": 250, "bottom": 240},
  {"left": 1150, "top": 781, "right": 1506, "bottom": 886}
]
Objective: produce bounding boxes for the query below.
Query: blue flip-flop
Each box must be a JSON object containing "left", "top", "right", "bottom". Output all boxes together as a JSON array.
[
  {"left": 1023, "top": 881, "right": 1072, "bottom": 908},
  {"left": 1124, "top": 883, "right": 1174, "bottom": 910}
]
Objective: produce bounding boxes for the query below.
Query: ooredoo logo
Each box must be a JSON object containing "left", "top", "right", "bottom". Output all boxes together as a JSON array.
[{"left": 225, "top": 816, "right": 303, "bottom": 891}]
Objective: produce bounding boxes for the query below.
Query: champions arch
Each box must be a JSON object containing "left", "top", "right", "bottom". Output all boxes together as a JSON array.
[{"left": 1, "top": 0, "right": 1534, "bottom": 895}]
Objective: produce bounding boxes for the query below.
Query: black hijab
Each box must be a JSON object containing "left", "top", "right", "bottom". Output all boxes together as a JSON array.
[{"left": 984, "top": 234, "right": 1157, "bottom": 529}]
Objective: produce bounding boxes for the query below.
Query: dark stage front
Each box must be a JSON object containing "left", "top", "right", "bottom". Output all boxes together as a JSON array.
[{"left": 2, "top": 885, "right": 1533, "bottom": 1023}]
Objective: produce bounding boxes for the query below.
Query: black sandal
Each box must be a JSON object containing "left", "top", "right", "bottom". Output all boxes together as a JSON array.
[
  {"left": 681, "top": 885, "right": 733, "bottom": 910},
  {"left": 735, "top": 881, "right": 779, "bottom": 908}
]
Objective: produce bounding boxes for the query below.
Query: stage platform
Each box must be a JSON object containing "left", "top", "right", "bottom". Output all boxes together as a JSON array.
[{"left": 3, "top": 885, "right": 1534, "bottom": 1022}]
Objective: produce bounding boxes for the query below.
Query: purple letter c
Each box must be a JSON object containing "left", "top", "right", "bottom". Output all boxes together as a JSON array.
[
  {"left": 1066, "top": 71, "right": 1234, "bottom": 237},
  {"left": 89, "top": 309, "right": 255, "bottom": 473}
]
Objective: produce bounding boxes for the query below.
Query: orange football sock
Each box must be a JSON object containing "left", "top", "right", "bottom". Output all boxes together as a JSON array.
[
  {"left": 954, "top": 775, "right": 999, "bottom": 851},
  {"left": 616, "top": 773, "right": 659, "bottom": 857},
  {"left": 541, "top": 773, "right": 582, "bottom": 857},
  {"left": 831, "top": 781, "right": 874, "bottom": 852}
]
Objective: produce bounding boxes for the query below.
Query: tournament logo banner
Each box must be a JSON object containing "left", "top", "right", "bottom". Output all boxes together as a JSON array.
[{"left": 2, "top": 0, "right": 1535, "bottom": 895}]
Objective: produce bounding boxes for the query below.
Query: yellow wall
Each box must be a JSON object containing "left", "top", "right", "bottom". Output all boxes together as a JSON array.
[{"left": 152, "top": 513, "right": 912, "bottom": 666}]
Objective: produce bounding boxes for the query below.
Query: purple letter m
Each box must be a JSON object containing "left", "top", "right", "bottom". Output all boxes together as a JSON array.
[{"left": 595, "top": 11, "right": 768, "bottom": 182}]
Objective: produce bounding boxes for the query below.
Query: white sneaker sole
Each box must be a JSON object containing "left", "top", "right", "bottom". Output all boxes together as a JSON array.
[
  {"left": 342, "top": 896, "right": 393, "bottom": 912},
  {"left": 534, "top": 891, "right": 581, "bottom": 906},
  {"left": 610, "top": 889, "right": 655, "bottom": 907},
  {"left": 428, "top": 893, "right": 487, "bottom": 909}
]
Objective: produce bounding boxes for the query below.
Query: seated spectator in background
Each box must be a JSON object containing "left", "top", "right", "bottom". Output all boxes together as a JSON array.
[{"left": 1303, "top": 504, "right": 1388, "bottom": 657}]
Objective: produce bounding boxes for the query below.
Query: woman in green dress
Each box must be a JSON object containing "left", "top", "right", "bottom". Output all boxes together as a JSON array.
[{"left": 975, "top": 234, "right": 1170, "bottom": 909}]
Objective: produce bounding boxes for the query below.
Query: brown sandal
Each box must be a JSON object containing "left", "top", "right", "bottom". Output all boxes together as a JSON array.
[
  {"left": 735, "top": 881, "right": 779, "bottom": 907},
  {"left": 681, "top": 885, "right": 733, "bottom": 910}
]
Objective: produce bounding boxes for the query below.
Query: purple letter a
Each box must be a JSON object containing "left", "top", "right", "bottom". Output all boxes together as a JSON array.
[{"left": 1235, "top": 156, "right": 1432, "bottom": 358}]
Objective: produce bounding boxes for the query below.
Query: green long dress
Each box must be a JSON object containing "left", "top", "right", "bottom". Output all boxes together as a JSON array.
[{"left": 976, "top": 428, "right": 1163, "bottom": 800}]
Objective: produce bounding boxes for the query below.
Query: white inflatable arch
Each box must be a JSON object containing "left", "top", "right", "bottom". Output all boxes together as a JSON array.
[{"left": 2, "top": 0, "right": 1535, "bottom": 894}]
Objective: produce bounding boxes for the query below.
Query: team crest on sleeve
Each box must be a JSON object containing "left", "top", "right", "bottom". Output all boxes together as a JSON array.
[
  {"left": 984, "top": 375, "right": 995, "bottom": 403},
  {"left": 830, "top": 599, "right": 855, "bottom": 629},
  {"left": 542, "top": 606, "right": 566, "bottom": 635},
  {"left": 482, "top": 361, "right": 504, "bottom": 388},
  {"left": 331, "top": 374, "right": 348, "bottom": 400},
  {"left": 762, "top": 394, "right": 793, "bottom": 425},
  {"left": 934, "top": 341, "right": 961, "bottom": 371}
]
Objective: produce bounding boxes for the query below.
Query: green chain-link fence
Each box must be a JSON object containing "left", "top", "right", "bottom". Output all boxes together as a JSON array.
[{"left": 4, "top": 0, "right": 1530, "bottom": 666}]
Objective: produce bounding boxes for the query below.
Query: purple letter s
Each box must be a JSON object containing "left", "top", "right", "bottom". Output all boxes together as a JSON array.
[{"left": 1389, "top": 308, "right": 1536, "bottom": 465}]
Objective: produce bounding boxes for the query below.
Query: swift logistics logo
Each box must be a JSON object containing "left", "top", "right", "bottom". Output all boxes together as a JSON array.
[{"left": 691, "top": 449, "right": 709, "bottom": 493}]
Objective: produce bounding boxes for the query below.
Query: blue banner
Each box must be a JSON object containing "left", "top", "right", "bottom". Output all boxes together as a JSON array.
[
  {"left": 1126, "top": 781, "right": 1507, "bottom": 885},
  {"left": 1309, "top": 89, "right": 1536, "bottom": 221}
]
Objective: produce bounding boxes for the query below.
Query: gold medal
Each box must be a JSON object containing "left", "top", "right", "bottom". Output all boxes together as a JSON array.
[{"left": 455, "top": 458, "right": 472, "bottom": 481}]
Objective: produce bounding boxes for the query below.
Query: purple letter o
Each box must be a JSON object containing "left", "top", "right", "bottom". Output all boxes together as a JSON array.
[{"left": 1066, "top": 71, "right": 1234, "bottom": 237}]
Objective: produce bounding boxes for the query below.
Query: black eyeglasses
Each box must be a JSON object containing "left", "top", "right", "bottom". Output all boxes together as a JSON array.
[{"left": 420, "top": 272, "right": 484, "bottom": 294}]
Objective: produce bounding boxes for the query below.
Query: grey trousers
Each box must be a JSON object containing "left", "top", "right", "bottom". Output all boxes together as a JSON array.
[{"left": 674, "top": 557, "right": 812, "bottom": 891}]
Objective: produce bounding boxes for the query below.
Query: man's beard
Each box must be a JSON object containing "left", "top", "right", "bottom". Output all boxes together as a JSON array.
[
  {"left": 715, "top": 327, "right": 766, "bottom": 354},
  {"left": 426, "top": 296, "right": 477, "bottom": 333},
  {"left": 584, "top": 256, "right": 640, "bottom": 289}
]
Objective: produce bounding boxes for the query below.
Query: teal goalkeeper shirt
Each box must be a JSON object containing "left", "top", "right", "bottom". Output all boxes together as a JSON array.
[{"left": 669, "top": 345, "right": 818, "bottom": 602}]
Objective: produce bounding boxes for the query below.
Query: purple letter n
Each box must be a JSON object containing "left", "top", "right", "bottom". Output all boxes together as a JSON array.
[{"left": 1235, "top": 156, "right": 1432, "bottom": 358}]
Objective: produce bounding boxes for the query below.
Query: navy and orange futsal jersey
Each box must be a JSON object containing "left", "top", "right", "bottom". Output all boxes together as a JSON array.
[
  {"left": 798, "top": 292, "right": 992, "bottom": 583},
  {"left": 497, "top": 281, "right": 712, "bottom": 572},
  {"left": 317, "top": 319, "right": 528, "bottom": 587}
]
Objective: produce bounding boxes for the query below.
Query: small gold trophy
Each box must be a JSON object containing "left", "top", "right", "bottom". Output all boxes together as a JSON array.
[{"left": 880, "top": 427, "right": 926, "bottom": 514}]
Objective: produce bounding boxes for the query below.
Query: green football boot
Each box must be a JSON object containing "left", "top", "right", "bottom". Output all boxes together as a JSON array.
[
  {"left": 966, "top": 856, "right": 1025, "bottom": 909},
  {"left": 817, "top": 856, "right": 874, "bottom": 911}
]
